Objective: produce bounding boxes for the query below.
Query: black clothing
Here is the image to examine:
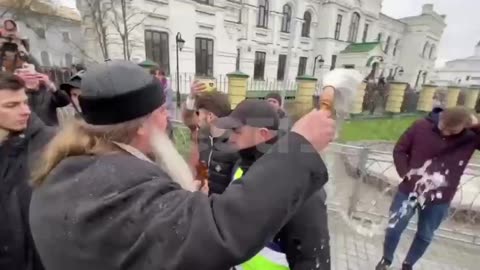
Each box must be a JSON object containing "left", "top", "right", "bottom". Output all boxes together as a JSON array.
[
  {"left": 27, "top": 87, "right": 70, "bottom": 126},
  {"left": 0, "top": 114, "right": 54, "bottom": 270}
]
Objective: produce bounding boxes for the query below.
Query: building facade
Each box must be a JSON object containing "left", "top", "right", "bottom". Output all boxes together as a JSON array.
[
  {"left": 0, "top": 0, "right": 83, "bottom": 67},
  {"left": 433, "top": 41, "right": 480, "bottom": 87},
  {"left": 79, "top": 0, "right": 446, "bottom": 89}
]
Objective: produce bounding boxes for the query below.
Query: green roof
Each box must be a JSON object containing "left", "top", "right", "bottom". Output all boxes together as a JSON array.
[
  {"left": 138, "top": 59, "right": 159, "bottom": 68},
  {"left": 341, "top": 42, "right": 380, "bottom": 53}
]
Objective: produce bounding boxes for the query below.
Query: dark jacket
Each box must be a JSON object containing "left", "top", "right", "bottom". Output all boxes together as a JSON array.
[
  {"left": 394, "top": 108, "right": 480, "bottom": 204},
  {"left": 27, "top": 87, "right": 70, "bottom": 126},
  {"left": 0, "top": 114, "right": 54, "bottom": 270},
  {"left": 29, "top": 132, "right": 329, "bottom": 270},
  {"left": 197, "top": 128, "right": 239, "bottom": 195},
  {"left": 234, "top": 137, "right": 330, "bottom": 270}
]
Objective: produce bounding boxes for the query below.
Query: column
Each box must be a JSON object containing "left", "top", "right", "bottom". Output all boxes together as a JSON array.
[
  {"left": 446, "top": 86, "right": 460, "bottom": 108},
  {"left": 417, "top": 84, "right": 436, "bottom": 112},
  {"left": 295, "top": 75, "right": 317, "bottom": 117},
  {"left": 351, "top": 82, "right": 367, "bottom": 114},
  {"left": 385, "top": 82, "right": 408, "bottom": 113},
  {"left": 465, "top": 86, "right": 480, "bottom": 109},
  {"left": 227, "top": 71, "right": 249, "bottom": 109}
]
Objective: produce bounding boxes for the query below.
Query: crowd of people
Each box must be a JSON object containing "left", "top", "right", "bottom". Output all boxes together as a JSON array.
[{"left": 1, "top": 19, "right": 480, "bottom": 270}]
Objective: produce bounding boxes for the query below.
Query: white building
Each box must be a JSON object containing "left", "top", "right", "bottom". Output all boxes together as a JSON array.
[
  {"left": 0, "top": 0, "right": 84, "bottom": 67},
  {"left": 79, "top": 0, "right": 446, "bottom": 89},
  {"left": 433, "top": 41, "right": 480, "bottom": 87}
]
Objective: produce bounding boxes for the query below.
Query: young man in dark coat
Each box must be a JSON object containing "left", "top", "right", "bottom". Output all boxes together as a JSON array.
[
  {"left": 0, "top": 72, "right": 53, "bottom": 270},
  {"left": 214, "top": 99, "right": 330, "bottom": 270},
  {"left": 376, "top": 107, "right": 480, "bottom": 270},
  {"left": 29, "top": 61, "right": 337, "bottom": 270}
]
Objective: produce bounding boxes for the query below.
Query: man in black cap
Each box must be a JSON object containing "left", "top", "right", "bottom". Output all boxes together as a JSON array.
[
  {"left": 58, "top": 71, "right": 84, "bottom": 124},
  {"left": 265, "top": 92, "right": 291, "bottom": 136},
  {"left": 29, "top": 60, "right": 336, "bottom": 270},
  {"left": 214, "top": 99, "right": 331, "bottom": 270}
]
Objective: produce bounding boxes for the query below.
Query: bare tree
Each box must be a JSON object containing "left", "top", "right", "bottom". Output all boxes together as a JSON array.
[
  {"left": 83, "top": 0, "right": 110, "bottom": 60},
  {"left": 108, "top": 0, "right": 153, "bottom": 60}
]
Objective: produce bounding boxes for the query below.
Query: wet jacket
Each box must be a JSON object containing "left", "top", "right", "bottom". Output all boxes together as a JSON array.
[
  {"left": 27, "top": 87, "right": 70, "bottom": 126},
  {"left": 197, "top": 128, "right": 239, "bottom": 195},
  {"left": 233, "top": 137, "right": 330, "bottom": 270},
  {"left": 394, "top": 107, "right": 480, "bottom": 204},
  {"left": 29, "top": 132, "right": 329, "bottom": 270},
  {"left": 0, "top": 114, "right": 54, "bottom": 270}
]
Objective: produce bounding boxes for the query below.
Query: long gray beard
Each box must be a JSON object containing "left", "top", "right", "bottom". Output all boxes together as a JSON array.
[{"left": 150, "top": 129, "right": 197, "bottom": 192}]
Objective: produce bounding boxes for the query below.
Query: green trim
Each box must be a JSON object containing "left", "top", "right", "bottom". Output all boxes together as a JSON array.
[
  {"left": 227, "top": 71, "right": 249, "bottom": 78},
  {"left": 421, "top": 84, "right": 438, "bottom": 87},
  {"left": 342, "top": 42, "right": 380, "bottom": 54},
  {"left": 296, "top": 75, "right": 317, "bottom": 81},
  {"left": 246, "top": 91, "right": 296, "bottom": 99},
  {"left": 447, "top": 86, "right": 460, "bottom": 89},
  {"left": 389, "top": 81, "right": 408, "bottom": 85},
  {"left": 469, "top": 85, "right": 480, "bottom": 89}
]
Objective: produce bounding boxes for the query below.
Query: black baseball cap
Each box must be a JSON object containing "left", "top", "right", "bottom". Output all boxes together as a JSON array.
[
  {"left": 213, "top": 99, "right": 279, "bottom": 130},
  {"left": 60, "top": 71, "right": 85, "bottom": 94}
]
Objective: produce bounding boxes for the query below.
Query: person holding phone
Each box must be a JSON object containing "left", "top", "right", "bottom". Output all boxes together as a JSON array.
[{"left": 15, "top": 64, "right": 70, "bottom": 126}]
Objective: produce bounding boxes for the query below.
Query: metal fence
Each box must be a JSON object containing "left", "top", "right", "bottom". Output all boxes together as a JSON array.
[{"left": 170, "top": 120, "right": 480, "bottom": 246}]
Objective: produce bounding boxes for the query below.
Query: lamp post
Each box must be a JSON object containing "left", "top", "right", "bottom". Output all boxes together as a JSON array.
[
  {"left": 312, "top": 54, "right": 324, "bottom": 76},
  {"left": 175, "top": 32, "right": 185, "bottom": 109}
]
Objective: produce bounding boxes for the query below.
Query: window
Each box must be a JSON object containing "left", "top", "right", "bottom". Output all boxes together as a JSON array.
[
  {"left": 277, "top": 54, "right": 287, "bottom": 80},
  {"left": 343, "top": 64, "right": 355, "bottom": 69},
  {"left": 377, "top": 33, "right": 383, "bottom": 42},
  {"left": 195, "top": 0, "right": 214, "bottom": 5},
  {"left": 334, "top": 15, "right": 343, "bottom": 40},
  {"left": 384, "top": 36, "right": 391, "bottom": 54},
  {"left": 362, "top": 23, "right": 369, "bottom": 42},
  {"left": 301, "top": 12, "right": 312, "bottom": 37},
  {"left": 65, "top": 53, "right": 73, "bottom": 67},
  {"left": 195, "top": 37, "right": 214, "bottom": 77},
  {"left": 281, "top": 5, "right": 292, "bottom": 33},
  {"left": 422, "top": 42, "right": 430, "bottom": 57},
  {"left": 298, "top": 57, "right": 308, "bottom": 76},
  {"left": 254, "top": 51, "right": 266, "bottom": 80},
  {"left": 330, "top": 55, "right": 337, "bottom": 70},
  {"left": 145, "top": 30, "right": 170, "bottom": 74},
  {"left": 41, "top": 51, "right": 50, "bottom": 66},
  {"left": 257, "top": 0, "right": 269, "bottom": 28},
  {"left": 429, "top": 44, "right": 436, "bottom": 59},
  {"left": 62, "top": 32, "right": 70, "bottom": 42},
  {"left": 347, "top": 12, "right": 360, "bottom": 42},
  {"left": 393, "top": 39, "right": 400, "bottom": 56}
]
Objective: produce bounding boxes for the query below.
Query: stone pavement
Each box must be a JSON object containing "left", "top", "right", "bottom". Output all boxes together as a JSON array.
[{"left": 328, "top": 210, "right": 480, "bottom": 270}]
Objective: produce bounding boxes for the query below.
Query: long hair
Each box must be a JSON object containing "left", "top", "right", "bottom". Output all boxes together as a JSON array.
[{"left": 31, "top": 117, "right": 146, "bottom": 187}]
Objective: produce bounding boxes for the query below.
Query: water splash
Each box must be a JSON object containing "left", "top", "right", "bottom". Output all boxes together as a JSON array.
[{"left": 388, "top": 159, "right": 448, "bottom": 228}]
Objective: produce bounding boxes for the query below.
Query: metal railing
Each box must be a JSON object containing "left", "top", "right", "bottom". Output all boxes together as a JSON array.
[{"left": 171, "top": 120, "right": 480, "bottom": 246}]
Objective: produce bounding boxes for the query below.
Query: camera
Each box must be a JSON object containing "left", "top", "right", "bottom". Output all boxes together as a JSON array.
[{"left": 0, "top": 19, "right": 30, "bottom": 72}]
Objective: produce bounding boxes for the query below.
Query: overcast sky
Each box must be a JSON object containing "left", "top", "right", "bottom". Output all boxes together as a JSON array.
[{"left": 58, "top": 0, "right": 478, "bottom": 67}]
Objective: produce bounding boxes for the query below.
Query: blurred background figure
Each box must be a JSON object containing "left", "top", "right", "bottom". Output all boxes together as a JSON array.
[
  {"left": 58, "top": 70, "right": 84, "bottom": 125},
  {"left": 0, "top": 72, "right": 53, "bottom": 270}
]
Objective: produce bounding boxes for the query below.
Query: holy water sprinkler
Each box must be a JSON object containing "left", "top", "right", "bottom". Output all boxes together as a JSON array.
[{"left": 318, "top": 69, "right": 363, "bottom": 137}]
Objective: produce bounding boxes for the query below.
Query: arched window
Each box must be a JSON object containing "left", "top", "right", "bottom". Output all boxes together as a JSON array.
[
  {"left": 393, "top": 39, "right": 400, "bottom": 56},
  {"left": 347, "top": 12, "right": 361, "bottom": 42},
  {"left": 257, "top": 0, "right": 269, "bottom": 28},
  {"left": 301, "top": 11, "right": 312, "bottom": 37},
  {"left": 281, "top": 4, "right": 292, "bottom": 33},
  {"left": 384, "top": 36, "right": 391, "bottom": 54},
  {"left": 429, "top": 44, "right": 436, "bottom": 59},
  {"left": 41, "top": 51, "right": 50, "bottom": 66},
  {"left": 65, "top": 53, "right": 73, "bottom": 67},
  {"left": 422, "top": 42, "right": 430, "bottom": 57}
]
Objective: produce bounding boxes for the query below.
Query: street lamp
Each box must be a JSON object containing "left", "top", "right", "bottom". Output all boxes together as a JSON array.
[
  {"left": 176, "top": 32, "right": 185, "bottom": 109},
  {"left": 312, "top": 54, "right": 324, "bottom": 76}
]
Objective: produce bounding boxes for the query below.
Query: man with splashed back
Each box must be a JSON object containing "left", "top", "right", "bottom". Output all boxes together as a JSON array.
[{"left": 376, "top": 106, "right": 480, "bottom": 270}]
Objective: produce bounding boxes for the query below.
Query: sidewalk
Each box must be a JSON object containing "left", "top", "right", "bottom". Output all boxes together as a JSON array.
[{"left": 328, "top": 210, "right": 480, "bottom": 270}]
